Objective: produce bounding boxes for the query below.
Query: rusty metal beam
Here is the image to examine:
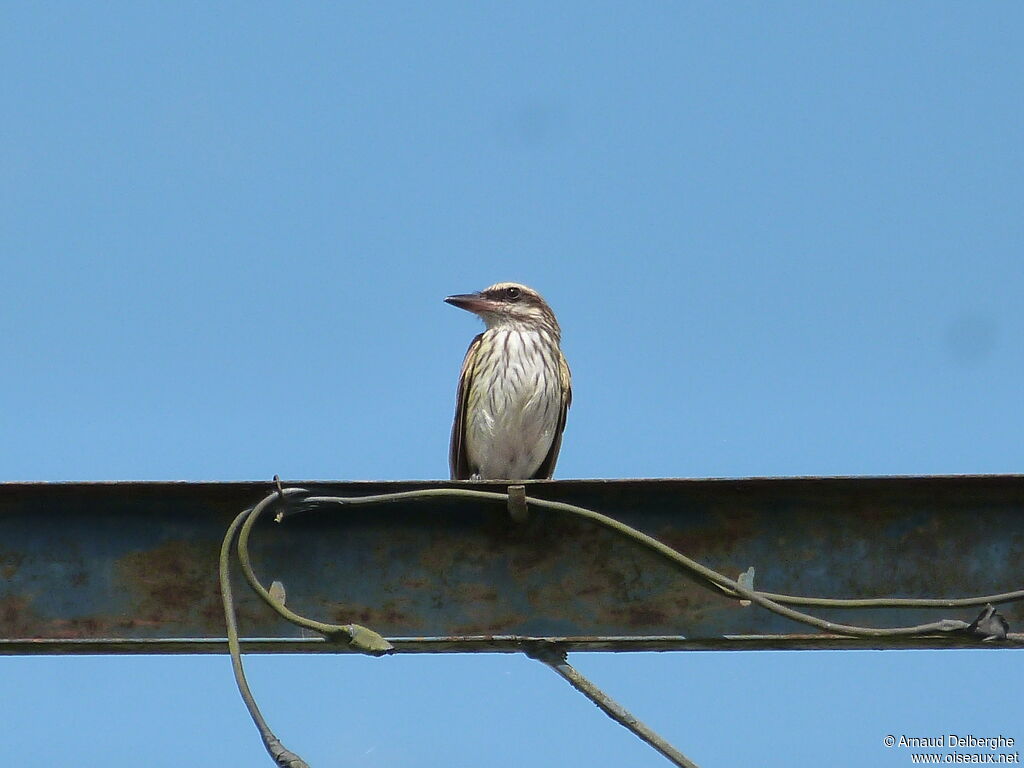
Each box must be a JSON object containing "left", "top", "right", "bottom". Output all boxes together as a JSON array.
[{"left": 2, "top": 477, "right": 1022, "bottom": 654}]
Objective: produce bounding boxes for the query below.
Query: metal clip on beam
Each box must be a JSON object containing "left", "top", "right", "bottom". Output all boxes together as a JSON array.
[{"left": 507, "top": 484, "right": 528, "bottom": 523}]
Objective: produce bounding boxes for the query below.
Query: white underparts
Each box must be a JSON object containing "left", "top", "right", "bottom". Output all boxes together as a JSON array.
[{"left": 464, "top": 327, "right": 561, "bottom": 480}]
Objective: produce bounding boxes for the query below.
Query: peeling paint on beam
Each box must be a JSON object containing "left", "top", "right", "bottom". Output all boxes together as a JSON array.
[{"left": 1, "top": 477, "right": 1022, "bottom": 654}]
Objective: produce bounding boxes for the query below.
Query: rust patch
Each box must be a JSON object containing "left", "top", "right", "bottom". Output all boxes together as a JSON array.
[
  {"left": 0, "top": 550, "right": 25, "bottom": 580},
  {"left": 329, "top": 597, "right": 424, "bottom": 631},
  {"left": 114, "top": 540, "right": 223, "bottom": 631},
  {"left": 450, "top": 612, "right": 529, "bottom": 636},
  {"left": 657, "top": 509, "right": 759, "bottom": 562},
  {"left": 49, "top": 616, "right": 103, "bottom": 635},
  {"left": 0, "top": 594, "right": 36, "bottom": 637},
  {"left": 608, "top": 605, "right": 670, "bottom": 626},
  {"left": 458, "top": 583, "right": 499, "bottom": 603}
]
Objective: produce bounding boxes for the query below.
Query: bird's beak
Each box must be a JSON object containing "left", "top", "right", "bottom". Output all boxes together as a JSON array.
[{"left": 445, "top": 292, "right": 495, "bottom": 314}]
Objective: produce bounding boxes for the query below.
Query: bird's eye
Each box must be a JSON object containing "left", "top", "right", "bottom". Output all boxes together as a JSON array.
[{"left": 506, "top": 286, "right": 521, "bottom": 300}]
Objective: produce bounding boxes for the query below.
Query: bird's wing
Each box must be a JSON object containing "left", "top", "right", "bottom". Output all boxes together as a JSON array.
[
  {"left": 532, "top": 352, "right": 572, "bottom": 480},
  {"left": 449, "top": 333, "right": 484, "bottom": 480}
]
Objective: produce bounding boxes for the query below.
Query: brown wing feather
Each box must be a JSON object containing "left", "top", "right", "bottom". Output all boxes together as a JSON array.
[
  {"left": 532, "top": 352, "right": 572, "bottom": 480},
  {"left": 449, "top": 333, "right": 483, "bottom": 480}
]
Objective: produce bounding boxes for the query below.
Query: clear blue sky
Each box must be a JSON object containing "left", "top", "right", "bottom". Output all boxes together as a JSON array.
[{"left": 2, "top": 3, "right": 1022, "bottom": 767}]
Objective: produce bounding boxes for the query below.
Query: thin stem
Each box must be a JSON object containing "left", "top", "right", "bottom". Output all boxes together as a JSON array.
[
  {"left": 219, "top": 504, "right": 310, "bottom": 768},
  {"left": 528, "top": 645, "right": 702, "bottom": 768}
]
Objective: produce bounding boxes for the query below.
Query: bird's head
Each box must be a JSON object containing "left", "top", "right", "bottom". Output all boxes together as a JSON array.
[{"left": 445, "top": 282, "right": 560, "bottom": 335}]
